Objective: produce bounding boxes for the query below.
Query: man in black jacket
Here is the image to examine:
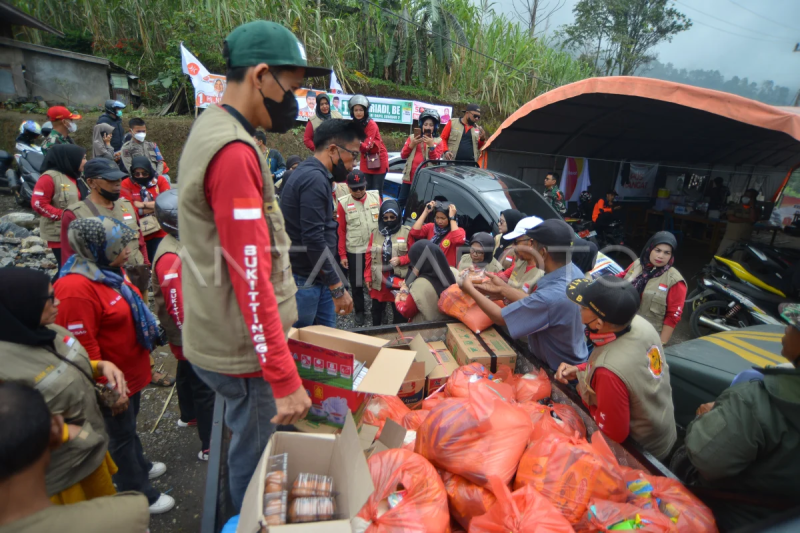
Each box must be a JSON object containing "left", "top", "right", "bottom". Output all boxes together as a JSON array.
[
  {"left": 96, "top": 100, "right": 127, "bottom": 161},
  {"left": 280, "top": 119, "right": 363, "bottom": 327}
]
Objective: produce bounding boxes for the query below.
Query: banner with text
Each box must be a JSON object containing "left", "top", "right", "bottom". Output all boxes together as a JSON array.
[
  {"left": 180, "top": 43, "right": 227, "bottom": 108},
  {"left": 615, "top": 162, "right": 659, "bottom": 199}
]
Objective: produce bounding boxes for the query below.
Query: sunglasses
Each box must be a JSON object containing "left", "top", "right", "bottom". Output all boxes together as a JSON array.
[
  {"left": 471, "top": 113, "right": 481, "bottom": 120},
  {"left": 515, "top": 237, "right": 533, "bottom": 246},
  {"left": 132, "top": 171, "right": 149, "bottom": 178}
]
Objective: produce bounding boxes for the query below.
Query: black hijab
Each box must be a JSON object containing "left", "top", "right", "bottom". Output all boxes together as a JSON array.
[
  {"left": 469, "top": 232, "right": 496, "bottom": 268},
  {"left": 130, "top": 155, "right": 155, "bottom": 186},
  {"left": 0, "top": 268, "right": 56, "bottom": 346},
  {"left": 494, "top": 209, "right": 525, "bottom": 260},
  {"left": 315, "top": 94, "right": 331, "bottom": 121},
  {"left": 631, "top": 231, "right": 678, "bottom": 295},
  {"left": 406, "top": 240, "right": 456, "bottom": 295},
  {"left": 379, "top": 199, "right": 403, "bottom": 267},
  {"left": 42, "top": 144, "right": 86, "bottom": 178},
  {"left": 571, "top": 236, "right": 598, "bottom": 273}
]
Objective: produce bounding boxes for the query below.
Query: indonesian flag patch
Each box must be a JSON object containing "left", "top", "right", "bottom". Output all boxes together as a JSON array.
[
  {"left": 63, "top": 335, "right": 76, "bottom": 347},
  {"left": 122, "top": 213, "right": 133, "bottom": 220},
  {"left": 233, "top": 198, "right": 262, "bottom": 220},
  {"left": 34, "top": 191, "right": 44, "bottom": 196},
  {"left": 397, "top": 237, "right": 405, "bottom": 243},
  {"left": 658, "top": 283, "right": 668, "bottom": 292},
  {"left": 164, "top": 272, "right": 179, "bottom": 280},
  {"left": 67, "top": 322, "right": 83, "bottom": 331}
]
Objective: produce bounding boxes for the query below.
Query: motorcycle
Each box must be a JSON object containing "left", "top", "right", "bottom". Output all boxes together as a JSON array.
[
  {"left": 7, "top": 150, "right": 45, "bottom": 207},
  {"left": 565, "top": 217, "right": 598, "bottom": 243}
]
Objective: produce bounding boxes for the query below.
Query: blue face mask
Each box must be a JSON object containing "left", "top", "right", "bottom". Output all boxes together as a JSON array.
[{"left": 116, "top": 110, "right": 123, "bottom": 118}]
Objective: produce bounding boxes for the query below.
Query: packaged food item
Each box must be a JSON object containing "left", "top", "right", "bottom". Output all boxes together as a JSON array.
[
  {"left": 438, "top": 285, "right": 502, "bottom": 334},
  {"left": 444, "top": 362, "right": 491, "bottom": 398},
  {"left": 291, "top": 473, "right": 334, "bottom": 498},
  {"left": 263, "top": 491, "right": 288, "bottom": 526},
  {"left": 402, "top": 409, "right": 430, "bottom": 431},
  {"left": 575, "top": 499, "right": 675, "bottom": 533},
  {"left": 512, "top": 368, "right": 552, "bottom": 402},
  {"left": 288, "top": 496, "right": 336, "bottom": 523},
  {"left": 521, "top": 400, "right": 587, "bottom": 442}
]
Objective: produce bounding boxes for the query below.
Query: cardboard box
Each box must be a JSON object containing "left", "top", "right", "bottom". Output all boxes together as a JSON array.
[
  {"left": 445, "top": 323, "right": 517, "bottom": 372},
  {"left": 365, "top": 419, "right": 408, "bottom": 459},
  {"left": 388, "top": 335, "right": 441, "bottom": 409},
  {"left": 288, "top": 326, "right": 416, "bottom": 431},
  {"left": 238, "top": 412, "right": 373, "bottom": 533},
  {"left": 426, "top": 341, "right": 460, "bottom": 394}
]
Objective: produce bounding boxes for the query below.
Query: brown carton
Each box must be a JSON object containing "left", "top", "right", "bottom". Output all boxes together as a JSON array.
[
  {"left": 425, "top": 341, "right": 460, "bottom": 394},
  {"left": 386, "top": 335, "right": 439, "bottom": 409},
  {"left": 445, "top": 323, "right": 517, "bottom": 372}
]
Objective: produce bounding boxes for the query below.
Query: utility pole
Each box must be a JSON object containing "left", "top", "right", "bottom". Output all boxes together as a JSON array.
[{"left": 793, "top": 44, "right": 799, "bottom": 106}]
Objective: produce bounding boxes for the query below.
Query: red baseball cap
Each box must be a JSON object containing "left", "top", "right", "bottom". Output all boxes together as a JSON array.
[{"left": 47, "top": 106, "right": 81, "bottom": 121}]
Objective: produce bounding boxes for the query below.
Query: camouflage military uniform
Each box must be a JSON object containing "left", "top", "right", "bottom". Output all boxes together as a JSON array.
[
  {"left": 41, "top": 130, "right": 74, "bottom": 155},
  {"left": 121, "top": 140, "right": 165, "bottom": 175},
  {"left": 545, "top": 185, "right": 566, "bottom": 215}
]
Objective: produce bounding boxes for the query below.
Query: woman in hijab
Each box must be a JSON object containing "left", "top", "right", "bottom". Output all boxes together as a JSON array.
[
  {"left": 493, "top": 209, "right": 525, "bottom": 269},
  {"left": 92, "top": 123, "right": 116, "bottom": 161},
  {"left": 31, "top": 144, "right": 87, "bottom": 269},
  {"left": 395, "top": 240, "right": 457, "bottom": 323},
  {"left": 365, "top": 199, "right": 413, "bottom": 325},
  {"left": 303, "top": 93, "right": 343, "bottom": 151},
  {"left": 620, "top": 231, "right": 686, "bottom": 344},
  {"left": 409, "top": 200, "right": 466, "bottom": 268},
  {"left": 120, "top": 155, "right": 171, "bottom": 263},
  {"left": 0, "top": 267, "right": 128, "bottom": 504},
  {"left": 350, "top": 95, "right": 389, "bottom": 198},
  {"left": 458, "top": 232, "right": 503, "bottom": 273},
  {"left": 55, "top": 217, "right": 174, "bottom": 514}
]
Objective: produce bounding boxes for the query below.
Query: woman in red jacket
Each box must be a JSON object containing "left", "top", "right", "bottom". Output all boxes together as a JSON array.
[
  {"left": 349, "top": 95, "right": 388, "bottom": 198},
  {"left": 120, "top": 155, "right": 171, "bottom": 263},
  {"left": 409, "top": 200, "right": 466, "bottom": 267},
  {"left": 54, "top": 216, "right": 174, "bottom": 514},
  {"left": 398, "top": 109, "right": 445, "bottom": 212}
]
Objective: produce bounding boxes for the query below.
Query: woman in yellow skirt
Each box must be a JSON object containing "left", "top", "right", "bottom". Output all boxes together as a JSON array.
[{"left": 0, "top": 267, "right": 129, "bottom": 504}]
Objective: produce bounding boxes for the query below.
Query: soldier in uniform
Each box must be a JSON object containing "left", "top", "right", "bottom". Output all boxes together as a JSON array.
[
  {"left": 41, "top": 106, "right": 81, "bottom": 155},
  {"left": 544, "top": 172, "right": 566, "bottom": 215},
  {"left": 120, "top": 118, "right": 166, "bottom": 177}
]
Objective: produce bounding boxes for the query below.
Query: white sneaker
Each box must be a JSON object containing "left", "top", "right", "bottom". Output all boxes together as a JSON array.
[
  {"left": 198, "top": 450, "right": 209, "bottom": 461},
  {"left": 177, "top": 419, "right": 196, "bottom": 428},
  {"left": 149, "top": 493, "right": 175, "bottom": 514},
  {"left": 148, "top": 462, "right": 167, "bottom": 479}
]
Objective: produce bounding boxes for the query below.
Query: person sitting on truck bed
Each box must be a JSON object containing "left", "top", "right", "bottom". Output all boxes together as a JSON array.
[
  {"left": 494, "top": 216, "right": 545, "bottom": 298},
  {"left": 395, "top": 240, "right": 457, "bottom": 323},
  {"left": 493, "top": 209, "right": 525, "bottom": 270},
  {"left": 461, "top": 219, "right": 588, "bottom": 372},
  {"left": 556, "top": 275, "right": 678, "bottom": 462},
  {"left": 458, "top": 232, "right": 503, "bottom": 274},
  {"left": 409, "top": 200, "right": 466, "bottom": 268},
  {"left": 670, "top": 303, "right": 800, "bottom": 532}
]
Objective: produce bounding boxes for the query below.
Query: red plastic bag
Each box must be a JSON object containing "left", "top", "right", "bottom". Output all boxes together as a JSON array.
[
  {"left": 402, "top": 409, "right": 431, "bottom": 431},
  {"left": 514, "top": 433, "right": 627, "bottom": 523},
  {"left": 513, "top": 369, "right": 552, "bottom": 403},
  {"left": 438, "top": 285, "right": 504, "bottom": 334},
  {"left": 363, "top": 395, "right": 411, "bottom": 438},
  {"left": 354, "top": 449, "right": 450, "bottom": 533},
  {"left": 520, "top": 401, "right": 587, "bottom": 442},
  {"left": 622, "top": 469, "right": 718, "bottom": 533},
  {"left": 491, "top": 364, "right": 514, "bottom": 384},
  {"left": 444, "top": 363, "right": 491, "bottom": 398},
  {"left": 416, "top": 379, "right": 531, "bottom": 488},
  {"left": 574, "top": 499, "right": 676, "bottom": 533},
  {"left": 469, "top": 477, "right": 575, "bottom": 533},
  {"left": 441, "top": 471, "right": 497, "bottom": 529}
]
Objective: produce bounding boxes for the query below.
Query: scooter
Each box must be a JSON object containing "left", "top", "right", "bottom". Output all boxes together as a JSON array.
[{"left": 8, "top": 150, "right": 45, "bottom": 206}]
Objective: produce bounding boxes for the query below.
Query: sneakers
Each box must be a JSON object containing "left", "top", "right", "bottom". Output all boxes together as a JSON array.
[
  {"left": 177, "top": 418, "right": 197, "bottom": 428},
  {"left": 148, "top": 462, "right": 167, "bottom": 479},
  {"left": 149, "top": 493, "right": 175, "bottom": 514},
  {"left": 198, "top": 449, "right": 209, "bottom": 461}
]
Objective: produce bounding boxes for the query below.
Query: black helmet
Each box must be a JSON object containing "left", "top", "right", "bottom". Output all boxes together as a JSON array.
[
  {"left": 104, "top": 99, "right": 126, "bottom": 114},
  {"left": 418, "top": 109, "right": 441, "bottom": 136},
  {"left": 41, "top": 121, "right": 53, "bottom": 138},
  {"left": 154, "top": 189, "right": 179, "bottom": 238},
  {"left": 579, "top": 190, "right": 592, "bottom": 204}
]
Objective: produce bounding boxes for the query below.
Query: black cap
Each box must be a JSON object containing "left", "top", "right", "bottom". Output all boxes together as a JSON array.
[
  {"left": 465, "top": 103, "right": 481, "bottom": 112},
  {"left": 526, "top": 218, "right": 574, "bottom": 247},
  {"left": 84, "top": 158, "right": 127, "bottom": 181},
  {"left": 567, "top": 275, "right": 640, "bottom": 325},
  {"left": 346, "top": 170, "right": 367, "bottom": 188}
]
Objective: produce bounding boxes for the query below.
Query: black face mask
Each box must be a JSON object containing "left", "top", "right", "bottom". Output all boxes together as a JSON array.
[
  {"left": 133, "top": 177, "right": 151, "bottom": 187},
  {"left": 261, "top": 71, "right": 298, "bottom": 134},
  {"left": 330, "top": 149, "right": 348, "bottom": 182},
  {"left": 98, "top": 188, "right": 120, "bottom": 202}
]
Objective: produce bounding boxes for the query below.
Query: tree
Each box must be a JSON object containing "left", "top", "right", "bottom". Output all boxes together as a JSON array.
[
  {"left": 512, "top": 0, "right": 566, "bottom": 38},
  {"left": 561, "top": 0, "right": 691, "bottom": 76}
]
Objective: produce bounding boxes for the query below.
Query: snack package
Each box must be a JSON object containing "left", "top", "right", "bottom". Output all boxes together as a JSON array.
[
  {"left": 441, "top": 471, "right": 496, "bottom": 529},
  {"left": 444, "top": 363, "right": 491, "bottom": 398},
  {"left": 469, "top": 477, "right": 575, "bottom": 533},
  {"left": 291, "top": 473, "right": 334, "bottom": 498},
  {"left": 288, "top": 496, "right": 336, "bottom": 523},
  {"left": 512, "top": 368, "right": 552, "bottom": 403},
  {"left": 574, "top": 499, "right": 675, "bottom": 533},
  {"left": 514, "top": 433, "right": 627, "bottom": 523},
  {"left": 354, "top": 449, "right": 449, "bottom": 533},
  {"left": 402, "top": 409, "right": 431, "bottom": 431},
  {"left": 263, "top": 491, "right": 288, "bottom": 526},
  {"left": 520, "top": 401, "right": 587, "bottom": 443},
  {"left": 416, "top": 379, "right": 531, "bottom": 488},
  {"left": 363, "top": 395, "right": 412, "bottom": 438}
]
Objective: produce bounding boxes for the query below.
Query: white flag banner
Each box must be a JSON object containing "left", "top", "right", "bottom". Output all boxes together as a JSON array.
[
  {"left": 329, "top": 68, "right": 344, "bottom": 94},
  {"left": 559, "top": 157, "right": 591, "bottom": 202},
  {"left": 180, "top": 43, "right": 227, "bottom": 108},
  {"left": 615, "top": 162, "right": 659, "bottom": 199}
]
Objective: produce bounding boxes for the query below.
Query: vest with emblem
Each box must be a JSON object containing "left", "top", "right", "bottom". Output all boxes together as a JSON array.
[
  {"left": 151, "top": 234, "right": 183, "bottom": 347},
  {"left": 576, "top": 315, "right": 677, "bottom": 460},
  {"left": 0, "top": 325, "right": 108, "bottom": 495},
  {"left": 623, "top": 259, "right": 685, "bottom": 332},
  {"left": 310, "top": 109, "right": 343, "bottom": 130},
  {"left": 177, "top": 105, "right": 297, "bottom": 375},
  {"left": 494, "top": 234, "right": 517, "bottom": 270},
  {"left": 507, "top": 259, "right": 543, "bottom": 294},
  {"left": 39, "top": 170, "right": 80, "bottom": 242},
  {"left": 457, "top": 254, "right": 504, "bottom": 274},
  {"left": 66, "top": 198, "right": 144, "bottom": 266},
  {"left": 369, "top": 226, "right": 411, "bottom": 290},
  {"left": 340, "top": 191, "right": 381, "bottom": 254},
  {"left": 401, "top": 138, "right": 443, "bottom": 184},
  {"left": 447, "top": 119, "right": 479, "bottom": 161}
]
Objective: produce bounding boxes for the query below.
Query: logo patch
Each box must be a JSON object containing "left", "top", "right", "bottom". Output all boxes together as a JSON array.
[
  {"left": 523, "top": 283, "right": 530, "bottom": 293},
  {"left": 123, "top": 214, "right": 133, "bottom": 220},
  {"left": 647, "top": 345, "right": 664, "bottom": 378},
  {"left": 658, "top": 283, "right": 668, "bottom": 292},
  {"left": 411, "top": 212, "right": 417, "bottom": 220},
  {"left": 442, "top": 239, "right": 451, "bottom": 248},
  {"left": 397, "top": 237, "right": 405, "bottom": 243},
  {"left": 164, "top": 272, "right": 179, "bottom": 280},
  {"left": 62, "top": 335, "right": 76, "bottom": 347},
  {"left": 67, "top": 322, "right": 84, "bottom": 331},
  {"left": 233, "top": 198, "right": 262, "bottom": 220},
  {"left": 34, "top": 191, "right": 44, "bottom": 196}
]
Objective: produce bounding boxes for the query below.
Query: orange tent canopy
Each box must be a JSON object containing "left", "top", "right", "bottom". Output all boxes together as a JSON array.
[{"left": 483, "top": 77, "right": 800, "bottom": 168}]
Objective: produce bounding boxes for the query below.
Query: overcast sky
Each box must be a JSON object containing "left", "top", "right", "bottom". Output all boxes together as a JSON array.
[{"left": 492, "top": 0, "right": 800, "bottom": 91}]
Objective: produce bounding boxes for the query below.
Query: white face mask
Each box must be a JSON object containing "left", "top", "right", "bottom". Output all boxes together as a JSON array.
[
  {"left": 133, "top": 132, "right": 146, "bottom": 143},
  {"left": 741, "top": 197, "right": 751, "bottom": 204},
  {"left": 67, "top": 121, "right": 78, "bottom": 133}
]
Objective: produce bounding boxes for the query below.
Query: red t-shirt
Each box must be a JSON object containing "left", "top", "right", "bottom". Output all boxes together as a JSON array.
[
  {"left": 154, "top": 251, "right": 185, "bottom": 361},
  {"left": 54, "top": 273, "right": 151, "bottom": 396},
  {"left": 120, "top": 176, "right": 171, "bottom": 241},
  {"left": 31, "top": 173, "right": 82, "bottom": 247},
  {"left": 203, "top": 141, "right": 301, "bottom": 398},
  {"left": 617, "top": 265, "right": 688, "bottom": 329},
  {"left": 408, "top": 223, "right": 466, "bottom": 267},
  {"left": 576, "top": 363, "right": 631, "bottom": 444}
]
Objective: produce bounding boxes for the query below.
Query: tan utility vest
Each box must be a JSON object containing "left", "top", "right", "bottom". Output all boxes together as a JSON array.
[
  {"left": 401, "top": 138, "right": 442, "bottom": 183},
  {"left": 409, "top": 278, "right": 449, "bottom": 323},
  {"left": 507, "top": 259, "right": 543, "bottom": 294},
  {"left": 494, "top": 234, "right": 517, "bottom": 270},
  {"left": 339, "top": 191, "right": 381, "bottom": 254},
  {"left": 369, "top": 226, "right": 411, "bottom": 290},
  {"left": 177, "top": 105, "right": 297, "bottom": 375},
  {"left": 576, "top": 316, "right": 678, "bottom": 460},
  {"left": 66, "top": 197, "right": 144, "bottom": 267},
  {"left": 447, "top": 119, "right": 479, "bottom": 161},
  {"left": 624, "top": 260, "right": 685, "bottom": 332},
  {"left": 457, "top": 254, "right": 504, "bottom": 274},
  {"left": 0, "top": 325, "right": 108, "bottom": 495},
  {"left": 38, "top": 170, "right": 80, "bottom": 242},
  {"left": 151, "top": 234, "right": 183, "bottom": 347},
  {"left": 309, "top": 110, "right": 343, "bottom": 130}
]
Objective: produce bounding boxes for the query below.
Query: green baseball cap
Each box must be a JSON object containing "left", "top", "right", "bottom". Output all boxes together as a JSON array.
[
  {"left": 225, "top": 21, "right": 330, "bottom": 78},
  {"left": 780, "top": 303, "right": 800, "bottom": 331}
]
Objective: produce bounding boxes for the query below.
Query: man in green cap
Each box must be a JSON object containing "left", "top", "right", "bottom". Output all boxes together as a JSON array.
[
  {"left": 672, "top": 303, "right": 800, "bottom": 531},
  {"left": 177, "top": 20, "right": 330, "bottom": 510}
]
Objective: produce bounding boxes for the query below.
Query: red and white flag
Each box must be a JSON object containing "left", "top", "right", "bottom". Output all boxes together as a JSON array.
[{"left": 233, "top": 198, "right": 262, "bottom": 221}]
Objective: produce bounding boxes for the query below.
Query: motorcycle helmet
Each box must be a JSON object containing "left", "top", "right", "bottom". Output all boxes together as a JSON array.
[
  {"left": 41, "top": 121, "right": 53, "bottom": 138},
  {"left": 579, "top": 190, "right": 592, "bottom": 204},
  {"left": 348, "top": 95, "right": 370, "bottom": 115},
  {"left": 104, "top": 99, "right": 126, "bottom": 115},
  {"left": 19, "top": 120, "right": 42, "bottom": 136},
  {"left": 418, "top": 109, "right": 441, "bottom": 136},
  {"left": 154, "top": 189, "right": 179, "bottom": 239}
]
